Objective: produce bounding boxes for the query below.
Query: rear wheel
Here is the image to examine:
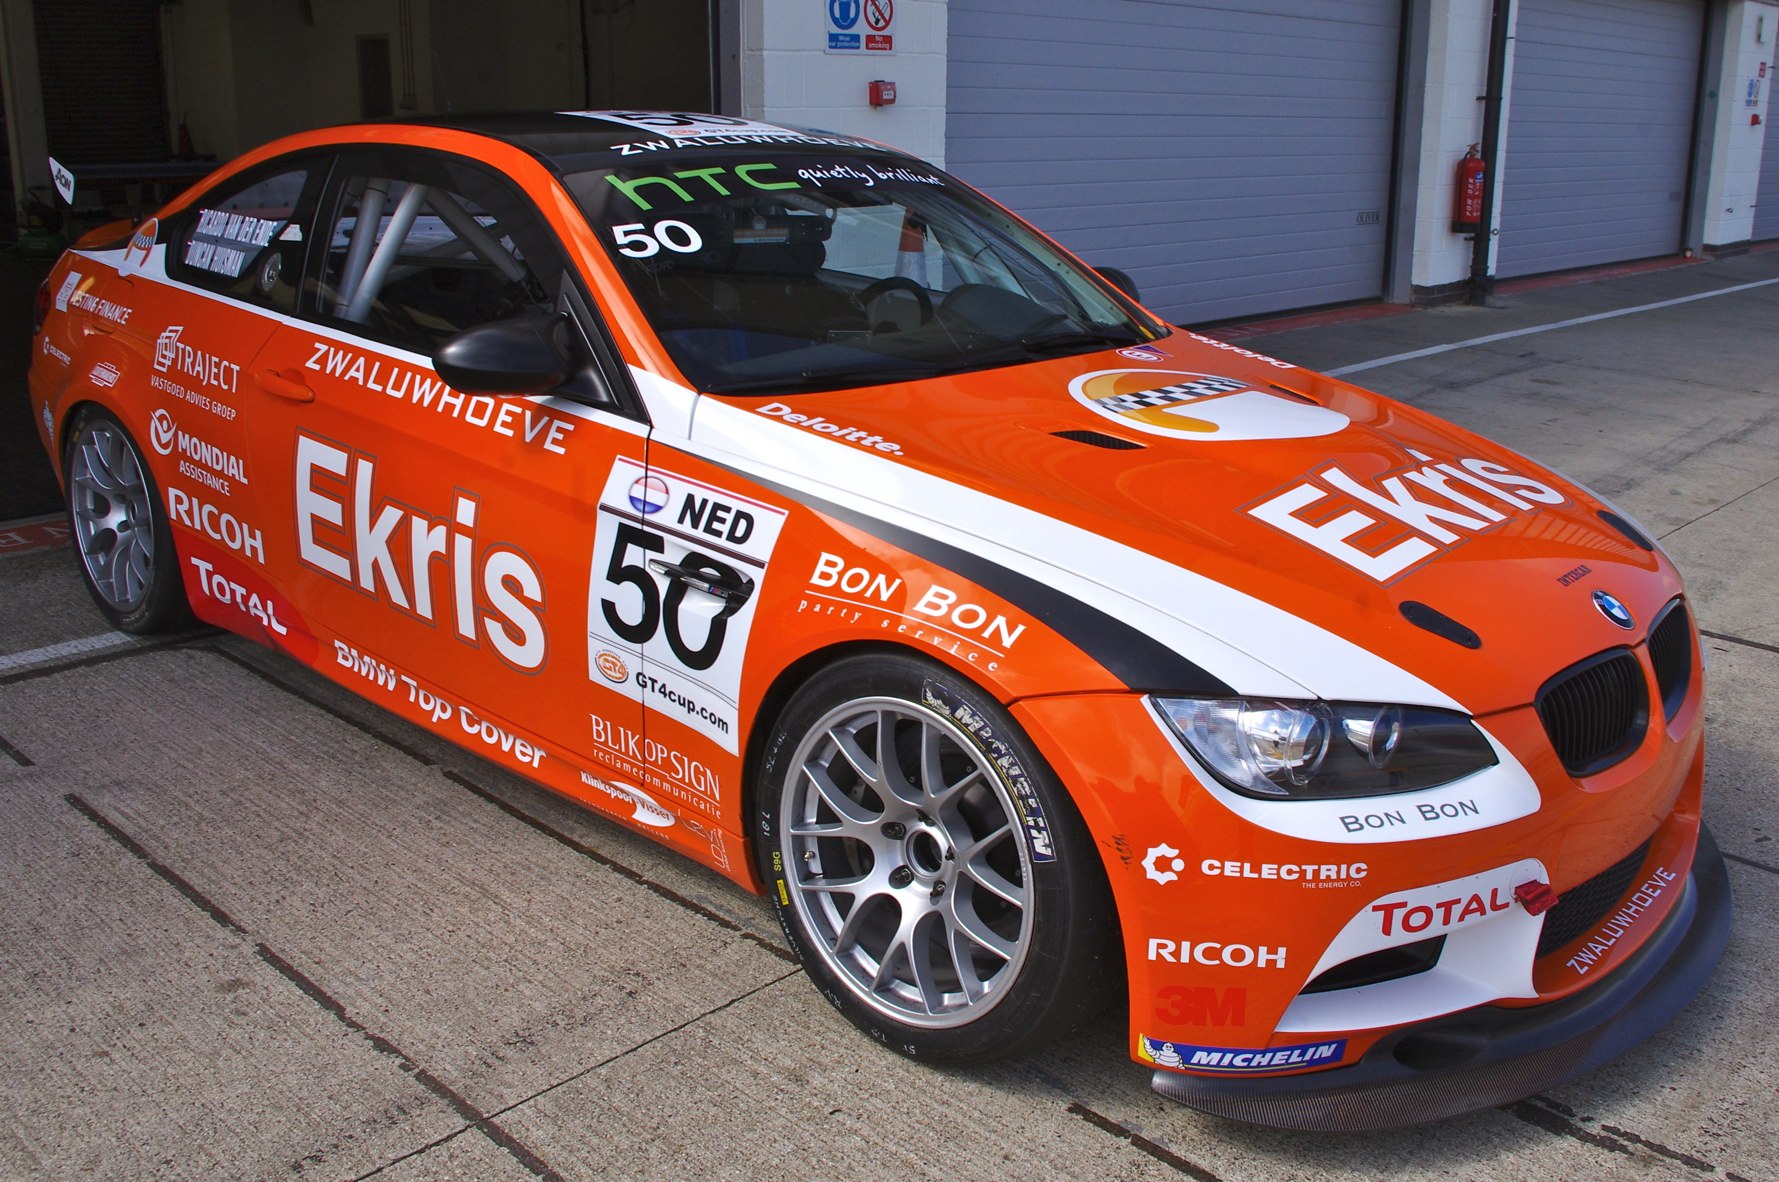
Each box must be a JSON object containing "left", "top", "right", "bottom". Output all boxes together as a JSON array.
[
  {"left": 755, "top": 652, "right": 1117, "bottom": 1062},
  {"left": 65, "top": 407, "right": 192, "bottom": 633}
]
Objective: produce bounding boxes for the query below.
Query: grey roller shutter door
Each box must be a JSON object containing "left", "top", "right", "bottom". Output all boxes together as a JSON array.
[
  {"left": 1754, "top": 101, "right": 1779, "bottom": 241},
  {"left": 946, "top": 0, "right": 1401, "bottom": 325},
  {"left": 1495, "top": 0, "right": 1704, "bottom": 279}
]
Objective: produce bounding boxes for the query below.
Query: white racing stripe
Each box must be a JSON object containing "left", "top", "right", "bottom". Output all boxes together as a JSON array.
[
  {"left": 1327, "top": 275, "right": 1779, "bottom": 377},
  {"left": 679, "top": 384, "right": 1464, "bottom": 710},
  {"left": 0, "top": 632, "right": 135, "bottom": 673}
]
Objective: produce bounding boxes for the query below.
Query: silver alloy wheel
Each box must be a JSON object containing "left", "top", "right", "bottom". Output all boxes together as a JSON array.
[
  {"left": 69, "top": 419, "right": 156, "bottom": 612},
  {"left": 780, "top": 695, "right": 1033, "bottom": 1028}
]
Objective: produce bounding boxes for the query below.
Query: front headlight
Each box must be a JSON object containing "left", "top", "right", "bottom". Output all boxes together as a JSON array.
[{"left": 1153, "top": 697, "right": 1497, "bottom": 800}]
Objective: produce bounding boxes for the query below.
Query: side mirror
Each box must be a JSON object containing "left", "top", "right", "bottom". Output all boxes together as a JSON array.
[
  {"left": 434, "top": 315, "right": 573, "bottom": 395},
  {"left": 1097, "top": 266, "right": 1140, "bottom": 301}
]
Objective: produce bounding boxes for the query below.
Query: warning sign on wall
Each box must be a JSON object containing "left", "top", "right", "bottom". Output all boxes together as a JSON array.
[{"left": 826, "top": 0, "right": 894, "bottom": 54}]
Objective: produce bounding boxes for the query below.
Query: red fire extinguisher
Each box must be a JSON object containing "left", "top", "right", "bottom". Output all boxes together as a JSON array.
[{"left": 1453, "top": 144, "right": 1485, "bottom": 233}]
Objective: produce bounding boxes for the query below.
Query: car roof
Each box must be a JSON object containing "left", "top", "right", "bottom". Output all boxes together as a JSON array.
[{"left": 381, "top": 111, "right": 907, "bottom": 174}]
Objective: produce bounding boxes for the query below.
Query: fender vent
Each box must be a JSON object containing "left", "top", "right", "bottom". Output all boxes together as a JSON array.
[
  {"left": 1598, "top": 509, "right": 1655, "bottom": 551},
  {"left": 1051, "top": 429, "right": 1144, "bottom": 450},
  {"left": 1400, "top": 601, "right": 1482, "bottom": 649}
]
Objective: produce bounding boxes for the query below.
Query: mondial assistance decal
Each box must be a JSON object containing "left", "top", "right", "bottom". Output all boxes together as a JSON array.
[
  {"left": 1069, "top": 369, "right": 1347, "bottom": 442},
  {"left": 588, "top": 458, "right": 787, "bottom": 755}
]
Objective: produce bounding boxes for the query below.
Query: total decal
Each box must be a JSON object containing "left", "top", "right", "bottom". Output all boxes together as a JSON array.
[
  {"left": 295, "top": 434, "right": 548, "bottom": 671},
  {"left": 150, "top": 326, "right": 239, "bottom": 421},
  {"left": 150, "top": 408, "right": 249, "bottom": 496},
  {"left": 303, "top": 340, "right": 580, "bottom": 454},
  {"left": 1138, "top": 1035, "right": 1347, "bottom": 1075},
  {"left": 800, "top": 550, "right": 1025, "bottom": 672},
  {"left": 586, "top": 457, "right": 788, "bottom": 755},
  {"left": 332, "top": 640, "right": 546, "bottom": 768},
  {"left": 1069, "top": 369, "right": 1348, "bottom": 442},
  {"left": 188, "top": 555, "right": 291, "bottom": 635},
  {"left": 1247, "top": 446, "right": 1568, "bottom": 582}
]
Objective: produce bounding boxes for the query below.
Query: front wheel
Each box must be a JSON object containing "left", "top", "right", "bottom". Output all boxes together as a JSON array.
[
  {"left": 64, "top": 406, "right": 192, "bottom": 634},
  {"left": 755, "top": 653, "right": 1117, "bottom": 1063}
]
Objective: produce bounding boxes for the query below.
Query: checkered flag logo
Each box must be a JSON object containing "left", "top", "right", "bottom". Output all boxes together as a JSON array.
[{"left": 1094, "top": 376, "right": 1247, "bottom": 415}]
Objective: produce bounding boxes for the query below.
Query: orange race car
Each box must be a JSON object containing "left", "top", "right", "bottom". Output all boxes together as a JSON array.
[{"left": 29, "top": 111, "right": 1729, "bottom": 1131}]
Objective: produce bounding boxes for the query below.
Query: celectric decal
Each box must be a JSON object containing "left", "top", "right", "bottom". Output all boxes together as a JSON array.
[
  {"left": 1247, "top": 447, "right": 1567, "bottom": 582},
  {"left": 1069, "top": 369, "right": 1347, "bottom": 442},
  {"left": 755, "top": 402, "right": 904, "bottom": 455},
  {"left": 921, "top": 679, "right": 1054, "bottom": 862},
  {"left": 304, "top": 341, "right": 577, "bottom": 454},
  {"left": 1201, "top": 859, "right": 1368, "bottom": 886},
  {"left": 587, "top": 457, "right": 787, "bottom": 754},
  {"left": 1140, "top": 1036, "right": 1346, "bottom": 1074},
  {"left": 1565, "top": 865, "right": 1678, "bottom": 975},
  {"left": 296, "top": 435, "right": 547, "bottom": 671}
]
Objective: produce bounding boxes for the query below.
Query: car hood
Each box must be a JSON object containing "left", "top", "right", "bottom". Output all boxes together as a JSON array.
[{"left": 682, "top": 333, "right": 1678, "bottom": 714}]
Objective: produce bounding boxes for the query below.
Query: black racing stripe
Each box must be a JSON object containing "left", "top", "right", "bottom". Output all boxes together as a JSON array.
[{"left": 717, "top": 464, "right": 1235, "bottom": 695}]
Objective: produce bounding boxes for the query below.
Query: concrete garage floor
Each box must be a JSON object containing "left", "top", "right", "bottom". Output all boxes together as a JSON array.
[{"left": 2, "top": 250, "right": 1777, "bottom": 1181}]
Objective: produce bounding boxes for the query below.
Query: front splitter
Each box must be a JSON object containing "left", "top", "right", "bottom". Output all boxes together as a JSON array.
[{"left": 1151, "top": 824, "right": 1732, "bottom": 1132}]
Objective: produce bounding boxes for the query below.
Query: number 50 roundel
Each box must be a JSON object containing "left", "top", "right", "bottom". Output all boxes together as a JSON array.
[{"left": 587, "top": 457, "right": 788, "bottom": 755}]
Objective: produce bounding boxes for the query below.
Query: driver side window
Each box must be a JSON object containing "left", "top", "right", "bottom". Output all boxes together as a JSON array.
[{"left": 315, "top": 153, "right": 563, "bottom": 355}]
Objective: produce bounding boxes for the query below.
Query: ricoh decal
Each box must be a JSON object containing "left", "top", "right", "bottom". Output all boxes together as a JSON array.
[
  {"left": 1139, "top": 1036, "right": 1346, "bottom": 1075},
  {"left": 304, "top": 341, "right": 578, "bottom": 454},
  {"left": 588, "top": 713, "right": 723, "bottom": 814},
  {"left": 331, "top": 640, "right": 546, "bottom": 768},
  {"left": 1247, "top": 446, "right": 1568, "bottom": 582},
  {"left": 188, "top": 555, "right": 289, "bottom": 634},
  {"left": 921, "top": 679, "right": 1054, "bottom": 862},
  {"left": 150, "top": 409, "right": 249, "bottom": 495},
  {"left": 801, "top": 551, "right": 1025, "bottom": 672},
  {"left": 587, "top": 457, "right": 787, "bottom": 754},
  {"left": 578, "top": 769, "right": 675, "bottom": 829},
  {"left": 1145, "top": 939, "right": 1287, "bottom": 969},
  {"left": 166, "top": 488, "right": 264, "bottom": 564},
  {"left": 754, "top": 402, "right": 904, "bottom": 455},
  {"left": 1069, "top": 369, "right": 1347, "bottom": 442},
  {"left": 150, "top": 327, "right": 239, "bottom": 420},
  {"left": 1565, "top": 865, "right": 1678, "bottom": 975},
  {"left": 296, "top": 435, "right": 547, "bottom": 671}
]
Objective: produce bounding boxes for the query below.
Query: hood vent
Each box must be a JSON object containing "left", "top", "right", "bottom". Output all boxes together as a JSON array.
[
  {"left": 1400, "top": 601, "right": 1482, "bottom": 649},
  {"left": 1051, "top": 429, "right": 1144, "bottom": 450},
  {"left": 1597, "top": 509, "right": 1655, "bottom": 552}
]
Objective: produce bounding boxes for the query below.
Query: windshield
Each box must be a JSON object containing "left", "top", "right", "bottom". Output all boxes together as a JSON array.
[{"left": 564, "top": 151, "right": 1165, "bottom": 393}]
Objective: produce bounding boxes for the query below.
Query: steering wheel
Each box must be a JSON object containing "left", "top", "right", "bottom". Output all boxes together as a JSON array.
[{"left": 855, "top": 275, "right": 934, "bottom": 326}]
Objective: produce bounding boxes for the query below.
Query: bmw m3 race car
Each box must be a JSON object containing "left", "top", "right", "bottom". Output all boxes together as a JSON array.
[{"left": 30, "top": 111, "right": 1729, "bottom": 1131}]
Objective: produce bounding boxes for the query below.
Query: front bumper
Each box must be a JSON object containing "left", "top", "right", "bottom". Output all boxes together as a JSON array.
[{"left": 1151, "top": 823, "right": 1731, "bottom": 1131}]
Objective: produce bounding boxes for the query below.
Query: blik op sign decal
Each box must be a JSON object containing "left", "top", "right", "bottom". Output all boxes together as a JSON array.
[{"left": 1069, "top": 369, "right": 1348, "bottom": 442}]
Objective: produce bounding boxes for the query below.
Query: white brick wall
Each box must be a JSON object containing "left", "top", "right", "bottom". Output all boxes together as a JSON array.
[
  {"left": 1704, "top": 0, "right": 1778, "bottom": 246},
  {"left": 743, "top": 0, "right": 948, "bottom": 166}
]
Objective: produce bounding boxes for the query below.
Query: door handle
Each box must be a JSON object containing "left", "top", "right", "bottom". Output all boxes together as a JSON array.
[
  {"left": 253, "top": 367, "right": 314, "bottom": 402},
  {"left": 648, "top": 558, "right": 755, "bottom": 604}
]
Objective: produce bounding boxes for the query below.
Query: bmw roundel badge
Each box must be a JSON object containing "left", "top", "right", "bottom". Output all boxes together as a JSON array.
[{"left": 1593, "top": 589, "right": 1635, "bottom": 630}]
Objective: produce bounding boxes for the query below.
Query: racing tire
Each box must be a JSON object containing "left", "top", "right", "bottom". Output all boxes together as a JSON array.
[
  {"left": 64, "top": 406, "right": 193, "bottom": 634},
  {"left": 755, "top": 652, "right": 1118, "bottom": 1063}
]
